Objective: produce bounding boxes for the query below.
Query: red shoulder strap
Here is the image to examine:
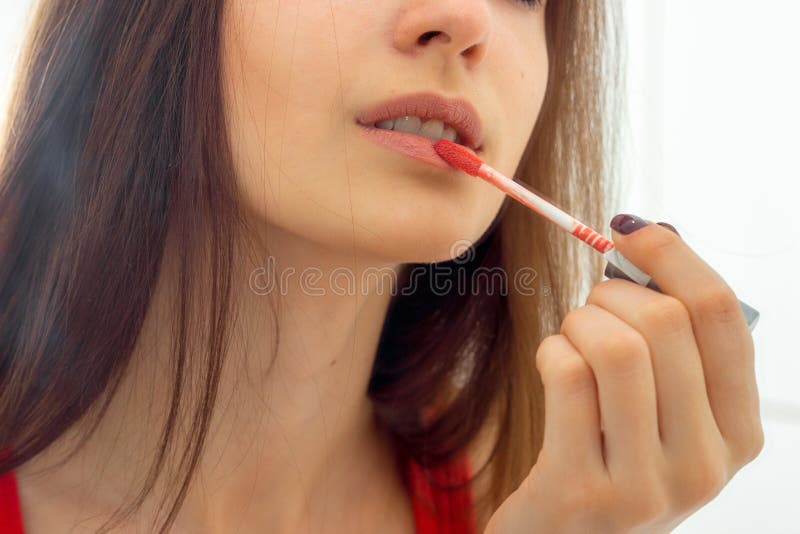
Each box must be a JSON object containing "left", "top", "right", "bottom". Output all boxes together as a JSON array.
[
  {"left": 0, "top": 469, "right": 25, "bottom": 534},
  {"left": 406, "top": 452, "right": 476, "bottom": 534}
]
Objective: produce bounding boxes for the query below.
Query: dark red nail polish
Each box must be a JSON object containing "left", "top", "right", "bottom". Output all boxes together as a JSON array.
[
  {"left": 657, "top": 221, "right": 680, "bottom": 236},
  {"left": 610, "top": 213, "right": 649, "bottom": 235}
]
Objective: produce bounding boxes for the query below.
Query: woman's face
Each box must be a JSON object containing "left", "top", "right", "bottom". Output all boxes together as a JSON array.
[{"left": 222, "top": 0, "right": 549, "bottom": 264}]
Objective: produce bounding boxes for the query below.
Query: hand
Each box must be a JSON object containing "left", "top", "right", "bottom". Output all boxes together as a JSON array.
[{"left": 484, "top": 214, "right": 764, "bottom": 534}]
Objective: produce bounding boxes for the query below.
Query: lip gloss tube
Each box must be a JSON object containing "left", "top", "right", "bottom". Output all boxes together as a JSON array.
[{"left": 603, "top": 247, "right": 760, "bottom": 331}]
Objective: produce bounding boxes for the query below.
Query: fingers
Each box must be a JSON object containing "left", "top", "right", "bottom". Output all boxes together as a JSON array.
[
  {"left": 559, "top": 304, "right": 661, "bottom": 479},
  {"left": 535, "top": 334, "right": 604, "bottom": 473},
  {"left": 609, "top": 215, "right": 762, "bottom": 461},
  {"left": 586, "top": 279, "right": 718, "bottom": 452}
]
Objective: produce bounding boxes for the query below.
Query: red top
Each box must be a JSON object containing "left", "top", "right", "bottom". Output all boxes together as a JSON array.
[
  {"left": 0, "top": 454, "right": 475, "bottom": 534},
  {"left": 405, "top": 452, "right": 477, "bottom": 533}
]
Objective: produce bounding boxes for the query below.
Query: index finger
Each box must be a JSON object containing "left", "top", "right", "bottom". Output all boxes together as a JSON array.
[{"left": 607, "top": 215, "right": 761, "bottom": 459}]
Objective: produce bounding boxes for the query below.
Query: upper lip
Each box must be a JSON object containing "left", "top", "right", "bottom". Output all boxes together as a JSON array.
[{"left": 356, "top": 91, "right": 484, "bottom": 151}]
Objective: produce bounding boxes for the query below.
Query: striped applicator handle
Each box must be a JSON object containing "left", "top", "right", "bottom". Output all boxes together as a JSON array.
[{"left": 433, "top": 139, "right": 760, "bottom": 331}]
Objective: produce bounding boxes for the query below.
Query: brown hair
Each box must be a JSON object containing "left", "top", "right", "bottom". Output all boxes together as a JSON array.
[{"left": 0, "top": 1, "right": 622, "bottom": 532}]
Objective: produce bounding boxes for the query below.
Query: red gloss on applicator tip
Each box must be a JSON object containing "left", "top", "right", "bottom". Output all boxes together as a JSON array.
[{"left": 432, "top": 139, "right": 484, "bottom": 176}]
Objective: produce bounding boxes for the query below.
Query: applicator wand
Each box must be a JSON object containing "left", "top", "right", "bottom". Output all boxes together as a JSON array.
[{"left": 433, "top": 139, "right": 760, "bottom": 331}]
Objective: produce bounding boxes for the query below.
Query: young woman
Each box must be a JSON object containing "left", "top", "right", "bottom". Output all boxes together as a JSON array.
[{"left": 0, "top": 0, "right": 763, "bottom": 532}]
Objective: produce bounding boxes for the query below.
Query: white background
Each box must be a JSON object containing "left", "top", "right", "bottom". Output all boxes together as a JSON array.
[
  {"left": 1, "top": 1, "right": 798, "bottom": 532},
  {"left": 622, "top": 2, "right": 800, "bottom": 531}
]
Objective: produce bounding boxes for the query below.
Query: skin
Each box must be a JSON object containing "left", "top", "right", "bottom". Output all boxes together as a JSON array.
[
  {"left": 17, "top": 0, "right": 547, "bottom": 533},
  {"left": 223, "top": 0, "right": 546, "bottom": 263},
  {"left": 485, "top": 222, "right": 764, "bottom": 533},
  {"left": 14, "top": 0, "right": 763, "bottom": 533}
]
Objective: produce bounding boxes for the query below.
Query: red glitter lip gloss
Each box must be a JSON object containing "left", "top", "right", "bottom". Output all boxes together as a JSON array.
[{"left": 433, "top": 139, "right": 760, "bottom": 331}]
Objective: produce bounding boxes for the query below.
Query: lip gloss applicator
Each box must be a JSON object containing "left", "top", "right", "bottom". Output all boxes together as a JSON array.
[{"left": 433, "top": 139, "right": 760, "bottom": 331}]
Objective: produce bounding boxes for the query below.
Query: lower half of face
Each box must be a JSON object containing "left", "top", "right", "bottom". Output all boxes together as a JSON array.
[{"left": 221, "top": 0, "right": 548, "bottom": 265}]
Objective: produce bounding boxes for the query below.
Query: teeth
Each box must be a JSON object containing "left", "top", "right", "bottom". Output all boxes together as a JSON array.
[
  {"left": 392, "top": 116, "right": 421, "bottom": 134},
  {"left": 441, "top": 126, "right": 458, "bottom": 143},
  {"left": 418, "top": 119, "right": 444, "bottom": 140},
  {"left": 372, "top": 115, "right": 464, "bottom": 145}
]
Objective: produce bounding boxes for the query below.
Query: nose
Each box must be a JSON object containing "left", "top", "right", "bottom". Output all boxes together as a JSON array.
[{"left": 392, "top": 0, "right": 491, "bottom": 68}]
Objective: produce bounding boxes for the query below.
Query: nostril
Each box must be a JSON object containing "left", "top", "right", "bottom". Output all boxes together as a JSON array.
[
  {"left": 418, "top": 31, "right": 449, "bottom": 45},
  {"left": 418, "top": 31, "right": 437, "bottom": 44}
]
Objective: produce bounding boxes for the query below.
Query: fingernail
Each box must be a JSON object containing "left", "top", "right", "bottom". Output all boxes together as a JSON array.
[
  {"left": 610, "top": 213, "right": 649, "bottom": 235},
  {"left": 657, "top": 221, "right": 680, "bottom": 236}
]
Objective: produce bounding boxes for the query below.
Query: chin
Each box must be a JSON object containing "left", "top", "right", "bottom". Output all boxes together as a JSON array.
[
  {"left": 350, "top": 195, "right": 502, "bottom": 265},
  {"left": 242, "top": 178, "right": 504, "bottom": 267},
  {"left": 352, "top": 213, "right": 497, "bottom": 265}
]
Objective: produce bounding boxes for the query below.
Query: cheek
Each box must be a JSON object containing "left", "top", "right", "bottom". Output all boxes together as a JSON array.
[
  {"left": 514, "top": 55, "right": 548, "bottom": 153},
  {"left": 221, "top": 1, "right": 357, "bottom": 228},
  {"left": 525, "top": 52, "right": 549, "bottom": 132},
  {"left": 492, "top": 23, "right": 549, "bottom": 168}
]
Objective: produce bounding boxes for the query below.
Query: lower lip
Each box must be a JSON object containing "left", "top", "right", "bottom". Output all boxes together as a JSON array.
[{"left": 355, "top": 123, "right": 481, "bottom": 170}]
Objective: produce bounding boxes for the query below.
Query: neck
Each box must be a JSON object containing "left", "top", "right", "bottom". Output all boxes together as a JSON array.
[{"left": 17, "top": 222, "right": 414, "bottom": 533}]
